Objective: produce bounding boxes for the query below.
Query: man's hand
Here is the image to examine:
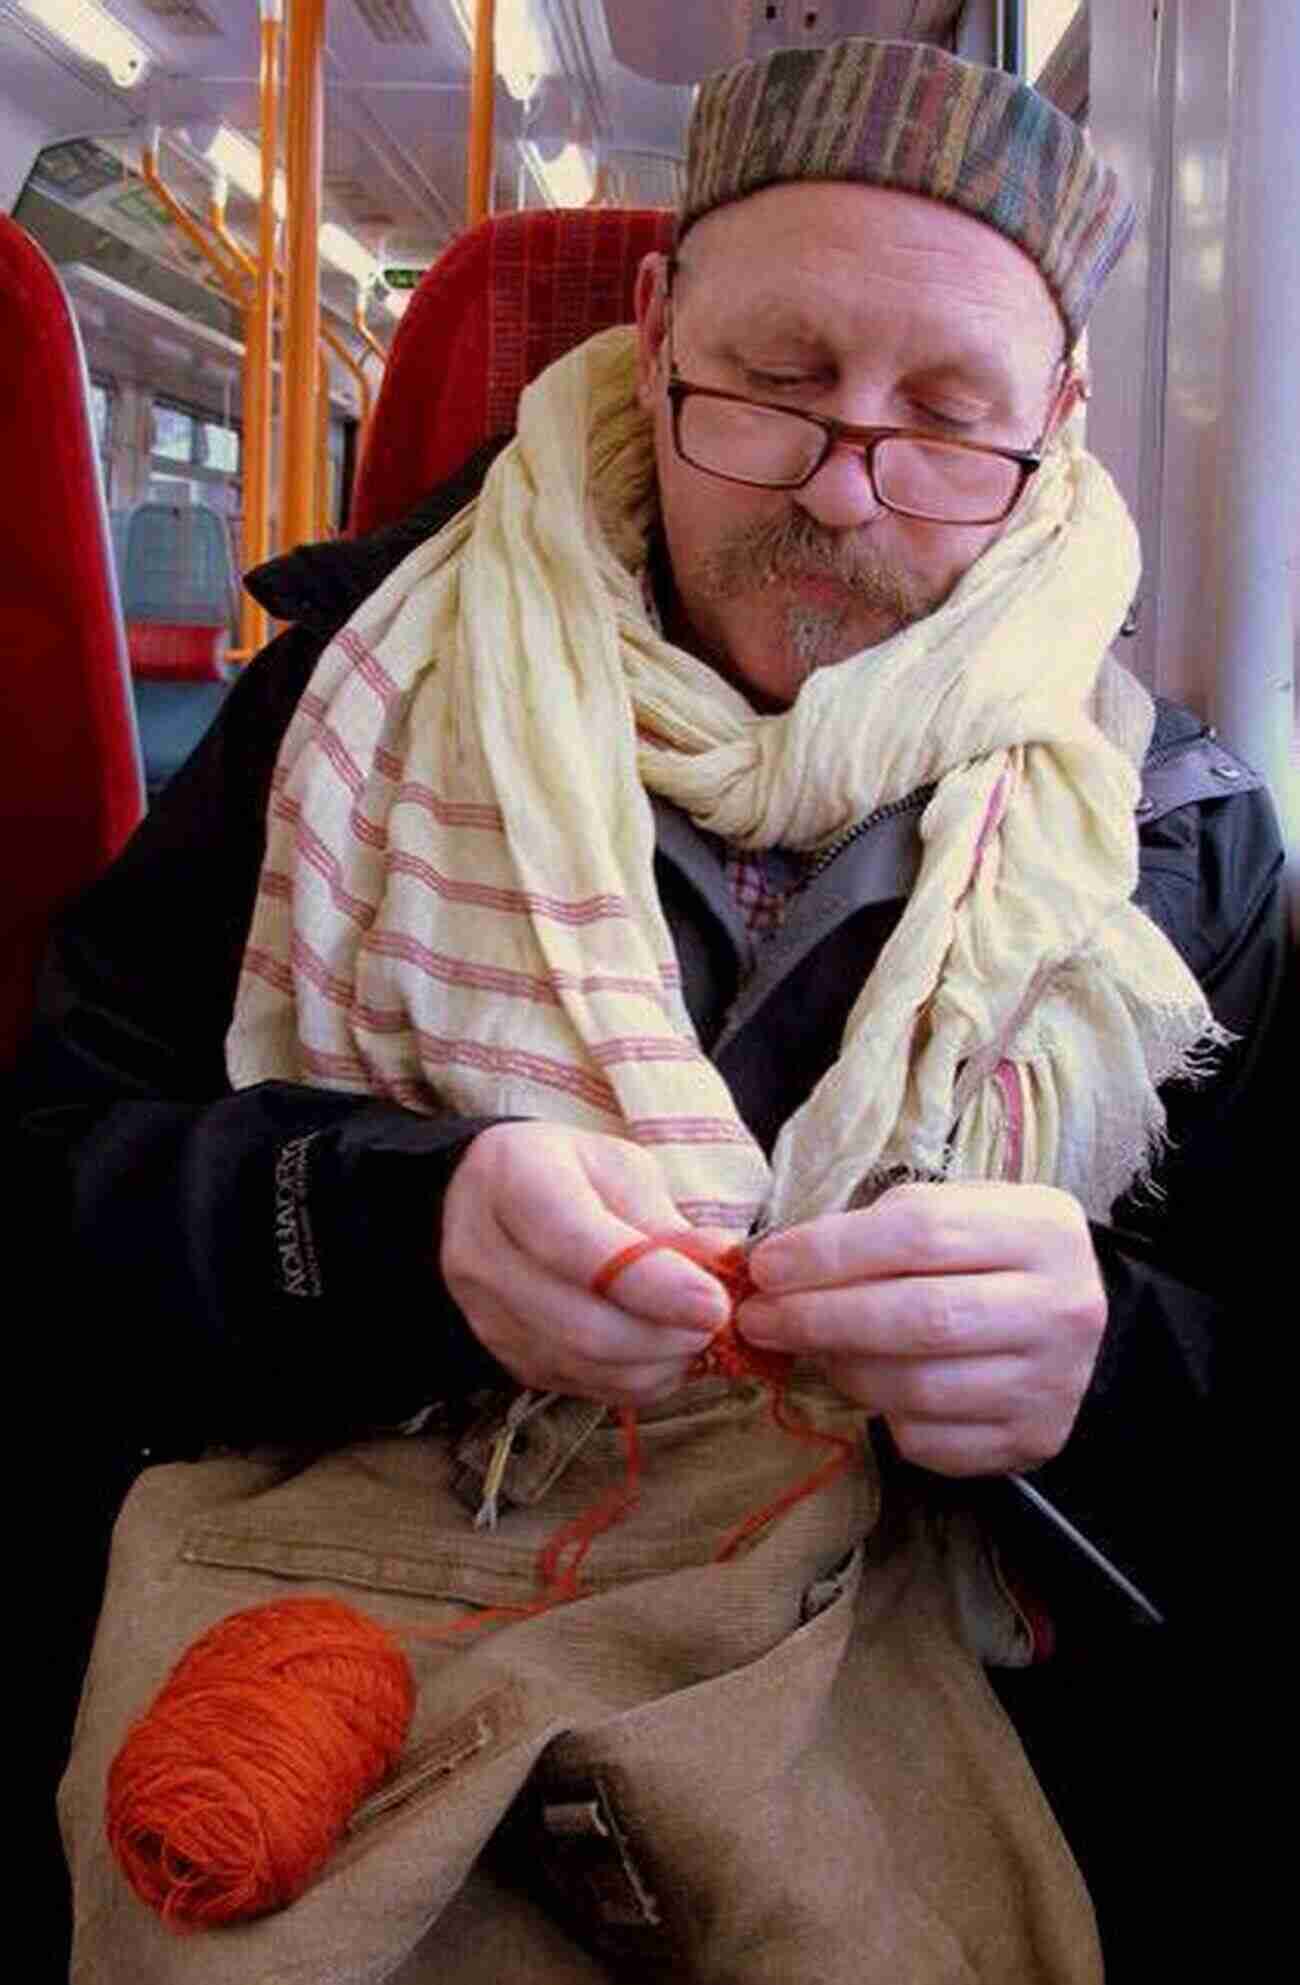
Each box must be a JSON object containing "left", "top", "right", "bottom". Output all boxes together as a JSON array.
[
  {"left": 741, "top": 1183, "right": 1107, "bottom": 1476},
  {"left": 441, "top": 1123, "right": 733, "bottom": 1404}
]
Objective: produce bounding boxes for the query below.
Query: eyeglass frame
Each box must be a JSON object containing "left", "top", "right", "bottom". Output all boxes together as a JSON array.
[{"left": 660, "top": 286, "right": 1053, "bottom": 527}]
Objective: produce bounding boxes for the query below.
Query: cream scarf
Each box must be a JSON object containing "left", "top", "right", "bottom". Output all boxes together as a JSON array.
[{"left": 229, "top": 326, "right": 1220, "bottom": 1232}]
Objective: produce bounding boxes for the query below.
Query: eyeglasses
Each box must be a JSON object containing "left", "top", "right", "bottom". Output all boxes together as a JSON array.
[
  {"left": 666, "top": 374, "right": 1047, "bottom": 525},
  {"left": 663, "top": 308, "right": 1047, "bottom": 526}
]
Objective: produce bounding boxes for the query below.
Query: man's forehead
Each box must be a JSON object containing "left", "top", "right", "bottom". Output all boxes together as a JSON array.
[{"left": 672, "top": 183, "right": 1065, "bottom": 375}]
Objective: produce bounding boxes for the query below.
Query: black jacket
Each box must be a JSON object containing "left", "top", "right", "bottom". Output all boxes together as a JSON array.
[{"left": 11, "top": 442, "right": 1291, "bottom": 1630}]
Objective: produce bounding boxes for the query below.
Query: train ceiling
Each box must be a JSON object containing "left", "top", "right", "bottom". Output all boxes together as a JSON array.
[{"left": 2, "top": 2, "right": 1050, "bottom": 373}]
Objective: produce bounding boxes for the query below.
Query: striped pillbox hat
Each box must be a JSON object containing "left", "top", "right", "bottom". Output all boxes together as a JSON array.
[{"left": 680, "top": 38, "right": 1135, "bottom": 347}]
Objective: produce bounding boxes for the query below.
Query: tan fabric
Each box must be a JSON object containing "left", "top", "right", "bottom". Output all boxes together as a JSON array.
[
  {"left": 61, "top": 1382, "right": 1101, "bottom": 1983},
  {"left": 229, "top": 325, "right": 1220, "bottom": 1232}
]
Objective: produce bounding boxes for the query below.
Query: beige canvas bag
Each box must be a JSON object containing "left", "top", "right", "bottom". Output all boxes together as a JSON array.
[{"left": 60, "top": 1375, "right": 1101, "bottom": 1983}]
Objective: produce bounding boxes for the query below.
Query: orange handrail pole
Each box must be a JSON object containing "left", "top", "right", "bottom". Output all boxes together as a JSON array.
[
  {"left": 281, "top": 0, "right": 326, "bottom": 551},
  {"left": 209, "top": 194, "right": 256, "bottom": 283},
  {"left": 210, "top": 185, "right": 266, "bottom": 657},
  {"left": 352, "top": 291, "right": 388, "bottom": 370},
  {"left": 216, "top": 163, "right": 361, "bottom": 544},
  {"left": 141, "top": 139, "right": 248, "bottom": 303},
  {"left": 319, "top": 321, "right": 372, "bottom": 438},
  {"left": 141, "top": 141, "right": 261, "bottom": 667},
  {"left": 467, "top": 0, "right": 496, "bottom": 225},
  {"left": 243, "top": 0, "right": 283, "bottom": 648}
]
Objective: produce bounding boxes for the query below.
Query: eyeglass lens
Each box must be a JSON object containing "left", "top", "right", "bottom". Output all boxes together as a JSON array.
[{"left": 676, "top": 395, "right": 1021, "bottom": 522}]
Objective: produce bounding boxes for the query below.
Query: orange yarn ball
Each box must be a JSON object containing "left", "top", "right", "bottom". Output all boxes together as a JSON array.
[{"left": 106, "top": 1596, "right": 415, "bottom": 1930}]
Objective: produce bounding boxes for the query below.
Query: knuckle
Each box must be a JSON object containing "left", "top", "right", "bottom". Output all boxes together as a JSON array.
[
  {"left": 460, "top": 1119, "right": 520, "bottom": 1183},
  {"left": 1039, "top": 1186, "right": 1094, "bottom": 1256},
  {"left": 905, "top": 1364, "right": 951, "bottom": 1419},
  {"left": 1062, "top": 1273, "right": 1107, "bottom": 1349},
  {"left": 564, "top": 1311, "right": 614, "bottom": 1365},
  {"left": 1043, "top": 1182, "right": 1088, "bottom": 1225},
  {"left": 912, "top": 1280, "right": 965, "bottom": 1355},
  {"left": 439, "top": 1208, "right": 481, "bottom": 1286},
  {"left": 886, "top": 1189, "right": 951, "bottom": 1258}
]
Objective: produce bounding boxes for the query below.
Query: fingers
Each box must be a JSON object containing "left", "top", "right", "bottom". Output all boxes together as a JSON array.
[
  {"left": 440, "top": 1124, "right": 735, "bottom": 1403},
  {"left": 737, "top": 1183, "right": 1107, "bottom": 1476},
  {"left": 822, "top": 1352, "right": 1027, "bottom": 1421},
  {"left": 740, "top": 1270, "right": 1046, "bottom": 1361},
  {"left": 471, "top": 1124, "right": 732, "bottom": 1327},
  {"left": 742, "top": 1183, "right": 1103, "bottom": 1363},
  {"left": 882, "top": 1419, "right": 1026, "bottom": 1478},
  {"left": 453, "top": 1264, "right": 699, "bottom": 1406},
  {"left": 748, "top": 1181, "right": 1090, "bottom": 1292}
]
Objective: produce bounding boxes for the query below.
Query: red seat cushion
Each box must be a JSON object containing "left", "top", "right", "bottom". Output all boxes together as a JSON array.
[
  {"left": 350, "top": 208, "right": 676, "bottom": 538},
  {"left": 127, "top": 622, "right": 228, "bottom": 682}
]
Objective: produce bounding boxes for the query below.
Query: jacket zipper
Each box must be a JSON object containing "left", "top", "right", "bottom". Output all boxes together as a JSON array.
[
  {"left": 797, "top": 783, "right": 935, "bottom": 894},
  {"left": 801, "top": 718, "right": 1205, "bottom": 891}
]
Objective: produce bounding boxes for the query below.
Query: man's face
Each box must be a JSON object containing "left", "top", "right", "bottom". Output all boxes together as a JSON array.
[{"left": 634, "top": 181, "right": 1076, "bottom": 710}]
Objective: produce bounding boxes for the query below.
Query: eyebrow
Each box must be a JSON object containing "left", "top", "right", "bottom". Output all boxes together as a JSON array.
[
  {"left": 903, "top": 354, "right": 1020, "bottom": 404},
  {"left": 673, "top": 260, "right": 1035, "bottom": 405},
  {"left": 700, "top": 309, "right": 1021, "bottom": 404}
]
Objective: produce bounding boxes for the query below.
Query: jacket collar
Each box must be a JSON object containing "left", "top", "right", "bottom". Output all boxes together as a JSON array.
[{"left": 243, "top": 438, "right": 509, "bottom": 637}]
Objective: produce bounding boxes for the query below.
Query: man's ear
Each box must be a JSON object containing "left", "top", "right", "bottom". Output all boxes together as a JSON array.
[{"left": 634, "top": 252, "right": 670, "bottom": 412}]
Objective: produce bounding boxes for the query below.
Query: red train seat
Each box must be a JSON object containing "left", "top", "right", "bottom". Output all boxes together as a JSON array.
[
  {"left": 0, "top": 217, "right": 144, "bottom": 1067},
  {"left": 115, "top": 500, "right": 238, "bottom": 682},
  {"left": 126, "top": 621, "right": 228, "bottom": 681},
  {"left": 349, "top": 207, "right": 675, "bottom": 537}
]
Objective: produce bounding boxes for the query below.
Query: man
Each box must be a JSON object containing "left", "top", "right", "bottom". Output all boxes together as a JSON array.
[{"left": 24, "top": 35, "right": 1287, "bottom": 1985}]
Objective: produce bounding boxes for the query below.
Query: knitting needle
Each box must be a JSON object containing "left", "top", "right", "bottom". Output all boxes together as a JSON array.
[
  {"left": 741, "top": 1191, "right": 1166, "bottom": 1630},
  {"left": 1004, "top": 1473, "right": 1165, "bottom": 1627}
]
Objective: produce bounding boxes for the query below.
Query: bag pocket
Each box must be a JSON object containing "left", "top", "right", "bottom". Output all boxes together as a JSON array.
[
  {"left": 506, "top": 1529, "right": 1101, "bottom": 1985},
  {"left": 181, "top": 1377, "right": 871, "bottom": 1613}
]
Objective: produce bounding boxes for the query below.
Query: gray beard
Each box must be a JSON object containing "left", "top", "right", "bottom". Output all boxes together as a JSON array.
[{"left": 785, "top": 603, "right": 854, "bottom": 676}]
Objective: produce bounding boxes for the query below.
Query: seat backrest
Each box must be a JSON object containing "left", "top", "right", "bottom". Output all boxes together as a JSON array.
[
  {"left": 116, "top": 501, "right": 236, "bottom": 682},
  {"left": 349, "top": 207, "right": 675, "bottom": 538},
  {"left": 119, "top": 501, "right": 239, "bottom": 627},
  {"left": 0, "top": 217, "right": 144, "bottom": 1068}
]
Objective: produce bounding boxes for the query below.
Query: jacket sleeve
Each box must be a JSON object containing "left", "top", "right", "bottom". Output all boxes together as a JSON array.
[
  {"left": 1017, "top": 777, "right": 1292, "bottom": 1625},
  {"left": 10, "top": 623, "right": 506, "bottom": 1461}
]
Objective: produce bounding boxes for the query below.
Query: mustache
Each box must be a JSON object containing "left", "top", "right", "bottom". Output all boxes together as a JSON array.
[{"left": 694, "top": 511, "right": 925, "bottom": 619}]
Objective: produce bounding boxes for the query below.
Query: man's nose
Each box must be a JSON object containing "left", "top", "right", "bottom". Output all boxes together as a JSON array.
[{"left": 792, "top": 440, "right": 885, "bottom": 530}]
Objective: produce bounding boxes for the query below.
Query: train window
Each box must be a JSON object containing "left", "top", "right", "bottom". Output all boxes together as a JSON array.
[
  {"left": 200, "top": 420, "right": 240, "bottom": 476},
  {"left": 151, "top": 402, "right": 194, "bottom": 464},
  {"left": 146, "top": 396, "right": 242, "bottom": 530},
  {"left": 88, "top": 378, "right": 113, "bottom": 496},
  {"left": 1027, "top": 1, "right": 1082, "bottom": 82},
  {"left": 88, "top": 380, "right": 111, "bottom": 452}
]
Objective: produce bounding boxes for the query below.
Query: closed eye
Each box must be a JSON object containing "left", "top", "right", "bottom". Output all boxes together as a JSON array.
[
  {"left": 743, "top": 367, "right": 830, "bottom": 396},
  {"left": 907, "top": 403, "right": 987, "bottom": 432}
]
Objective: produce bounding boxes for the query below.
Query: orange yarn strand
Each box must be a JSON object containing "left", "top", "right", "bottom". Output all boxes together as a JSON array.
[
  {"left": 594, "top": 1233, "right": 859, "bottom": 1563},
  {"left": 105, "top": 1234, "right": 859, "bottom": 1932}
]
